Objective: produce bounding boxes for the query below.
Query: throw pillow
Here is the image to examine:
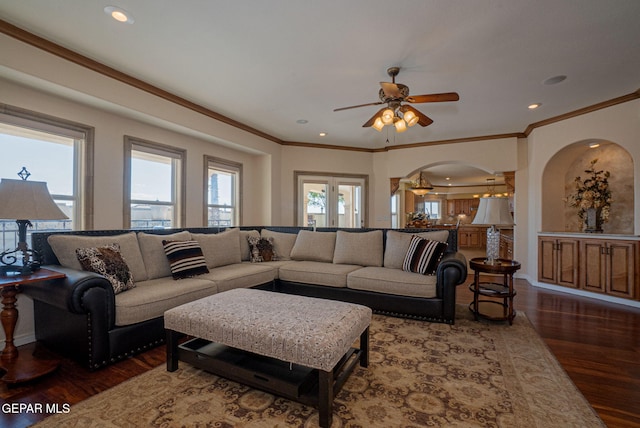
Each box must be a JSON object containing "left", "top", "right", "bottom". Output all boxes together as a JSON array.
[
  {"left": 191, "top": 228, "right": 242, "bottom": 268},
  {"left": 247, "top": 236, "right": 277, "bottom": 262},
  {"left": 402, "top": 235, "right": 448, "bottom": 275},
  {"left": 162, "top": 240, "right": 210, "bottom": 280},
  {"left": 76, "top": 244, "right": 135, "bottom": 294},
  {"left": 290, "top": 230, "right": 337, "bottom": 262}
]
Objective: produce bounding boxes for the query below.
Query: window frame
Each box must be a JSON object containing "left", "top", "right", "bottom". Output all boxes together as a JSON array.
[
  {"left": 203, "top": 155, "right": 242, "bottom": 227},
  {"left": 0, "top": 103, "right": 94, "bottom": 230},
  {"left": 123, "top": 135, "right": 186, "bottom": 229}
]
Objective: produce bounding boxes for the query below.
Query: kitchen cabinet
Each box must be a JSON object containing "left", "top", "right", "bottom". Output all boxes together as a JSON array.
[{"left": 459, "top": 227, "right": 485, "bottom": 249}]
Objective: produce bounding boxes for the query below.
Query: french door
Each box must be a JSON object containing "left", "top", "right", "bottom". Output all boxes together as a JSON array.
[{"left": 296, "top": 173, "right": 366, "bottom": 228}]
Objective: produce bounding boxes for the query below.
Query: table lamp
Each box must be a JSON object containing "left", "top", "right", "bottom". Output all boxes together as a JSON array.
[
  {"left": 471, "top": 197, "right": 514, "bottom": 264},
  {"left": 0, "top": 168, "right": 68, "bottom": 275}
]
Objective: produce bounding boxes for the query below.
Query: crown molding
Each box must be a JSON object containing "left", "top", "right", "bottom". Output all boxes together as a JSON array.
[{"left": 2, "top": 20, "right": 638, "bottom": 153}]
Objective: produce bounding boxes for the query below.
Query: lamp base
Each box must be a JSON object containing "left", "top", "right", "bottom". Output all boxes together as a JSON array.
[{"left": 485, "top": 226, "right": 500, "bottom": 264}]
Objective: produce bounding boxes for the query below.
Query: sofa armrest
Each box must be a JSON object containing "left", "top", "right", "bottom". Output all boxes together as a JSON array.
[
  {"left": 436, "top": 252, "right": 468, "bottom": 322},
  {"left": 21, "top": 265, "right": 115, "bottom": 317}
]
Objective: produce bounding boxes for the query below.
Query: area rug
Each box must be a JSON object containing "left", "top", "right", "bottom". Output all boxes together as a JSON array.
[{"left": 34, "top": 306, "right": 603, "bottom": 427}]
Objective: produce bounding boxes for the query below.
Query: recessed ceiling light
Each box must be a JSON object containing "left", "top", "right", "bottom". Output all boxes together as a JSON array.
[
  {"left": 528, "top": 103, "right": 541, "bottom": 110},
  {"left": 296, "top": 119, "right": 308, "bottom": 124},
  {"left": 319, "top": 132, "right": 327, "bottom": 137},
  {"left": 543, "top": 75, "right": 567, "bottom": 85},
  {"left": 104, "top": 6, "right": 135, "bottom": 24},
  {"left": 589, "top": 142, "right": 600, "bottom": 149}
]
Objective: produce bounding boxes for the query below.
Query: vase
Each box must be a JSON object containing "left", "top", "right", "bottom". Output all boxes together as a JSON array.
[{"left": 584, "top": 207, "right": 603, "bottom": 233}]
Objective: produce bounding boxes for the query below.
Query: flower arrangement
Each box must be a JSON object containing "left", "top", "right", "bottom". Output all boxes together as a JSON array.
[{"left": 567, "top": 158, "right": 612, "bottom": 226}]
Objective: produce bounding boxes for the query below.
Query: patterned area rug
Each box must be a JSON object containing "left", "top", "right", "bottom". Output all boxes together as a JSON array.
[{"left": 34, "top": 306, "right": 603, "bottom": 427}]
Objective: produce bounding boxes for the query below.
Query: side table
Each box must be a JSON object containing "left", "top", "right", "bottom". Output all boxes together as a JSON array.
[
  {"left": 0, "top": 268, "right": 65, "bottom": 384},
  {"left": 468, "top": 257, "right": 521, "bottom": 325}
]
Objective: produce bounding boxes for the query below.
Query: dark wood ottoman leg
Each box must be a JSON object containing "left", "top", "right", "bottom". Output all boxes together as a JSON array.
[
  {"left": 166, "top": 329, "right": 180, "bottom": 372},
  {"left": 318, "top": 369, "right": 334, "bottom": 428},
  {"left": 360, "top": 326, "right": 369, "bottom": 368}
]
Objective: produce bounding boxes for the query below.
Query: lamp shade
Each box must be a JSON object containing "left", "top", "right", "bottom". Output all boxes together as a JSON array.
[
  {"left": 471, "top": 197, "right": 514, "bottom": 226},
  {"left": 0, "top": 178, "right": 68, "bottom": 220}
]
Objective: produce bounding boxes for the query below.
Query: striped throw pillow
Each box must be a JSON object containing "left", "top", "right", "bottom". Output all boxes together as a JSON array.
[
  {"left": 402, "top": 235, "right": 448, "bottom": 275},
  {"left": 162, "top": 240, "right": 209, "bottom": 279}
]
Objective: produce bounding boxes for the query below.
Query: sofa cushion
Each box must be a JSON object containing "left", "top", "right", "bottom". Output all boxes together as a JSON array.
[
  {"left": 138, "top": 231, "right": 191, "bottom": 280},
  {"left": 115, "top": 276, "right": 217, "bottom": 326},
  {"left": 347, "top": 267, "right": 438, "bottom": 298},
  {"left": 278, "top": 261, "right": 361, "bottom": 288},
  {"left": 333, "top": 230, "right": 383, "bottom": 266},
  {"left": 247, "top": 236, "right": 277, "bottom": 262},
  {"left": 402, "top": 235, "right": 448, "bottom": 275},
  {"left": 199, "top": 263, "right": 276, "bottom": 292},
  {"left": 384, "top": 230, "right": 450, "bottom": 269},
  {"left": 48, "top": 232, "right": 148, "bottom": 282},
  {"left": 290, "top": 230, "right": 336, "bottom": 262},
  {"left": 240, "top": 229, "right": 260, "bottom": 261},
  {"left": 191, "top": 228, "right": 242, "bottom": 268},
  {"left": 76, "top": 244, "right": 135, "bottom": 294},
  {"left": 163, "top": 240, "right": 210, "bottom": 279},
  {"left": 261, "top": 229, "right": 297, "bottom": 260}
]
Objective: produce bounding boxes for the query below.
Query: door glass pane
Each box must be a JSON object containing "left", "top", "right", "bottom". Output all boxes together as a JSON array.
[
  {"left": 304, "top": 183, "right": 328, "bottom": 227},
  {"left": 338, "top": 184, "right": 362, "bottom": 228}
]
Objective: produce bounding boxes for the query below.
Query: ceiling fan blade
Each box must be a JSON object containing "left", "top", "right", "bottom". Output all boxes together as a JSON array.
[
  {"left": 333, "top": 101, "right": 383, "bottom": 112},
  {"left": 404, "top": 105, "right": 434, "bottom": 127},
  {"left": 362, "top": 107, "right": 387, "bottom": 127},
  {"left": 405, "top": 92, "right": 460, "bottom": 103}
]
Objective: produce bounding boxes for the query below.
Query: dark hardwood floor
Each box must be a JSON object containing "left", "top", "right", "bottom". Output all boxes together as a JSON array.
[{"left": 2, "top": 277, "right": 639, "bottom": 427}]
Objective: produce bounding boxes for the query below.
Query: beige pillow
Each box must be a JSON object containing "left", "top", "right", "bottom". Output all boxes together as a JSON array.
[
  {"left": 48, "top": 232, "right": 148, "bottom": 282},
  {"left": 191, "top": 228, "right": 242, "bottom": 268},
  {"left": 333, "top": 230, "right": 383, "bottom": 266},
  {"left": 384, "top": 230, "right": 450, "bottom": 269},
  {"left": 261, "top": 229, "right": 298, "bottom": 260},
  {"left": 137, "top": 231, "right": 191, "bottom": 279},
  {"left": 290, "top": 230, "right": 337, "bottom": 262},
  {"left": 240, "top": 229, "right": 260, "bottom": 261}
]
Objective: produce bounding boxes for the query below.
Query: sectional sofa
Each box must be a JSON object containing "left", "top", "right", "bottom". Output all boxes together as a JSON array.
[{"left": 23, "top": 226, "right": 467, "bottom": 370}]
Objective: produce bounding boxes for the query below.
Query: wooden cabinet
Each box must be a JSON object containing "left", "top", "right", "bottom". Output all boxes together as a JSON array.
[
  {"left": 447, "top": 198, "right": 480, "bottom": 217},
  {"left": 580, "top": 239, "right": 638, "bottom": 299},
  {"left": 459, "top": 227, "right": 485, "bottom": 249},
  {"left": 538, "top": 235, "right": 639, "bottom": 300},
  {"left": 538, "top": 236, "right": 579, "bottom": 288}
]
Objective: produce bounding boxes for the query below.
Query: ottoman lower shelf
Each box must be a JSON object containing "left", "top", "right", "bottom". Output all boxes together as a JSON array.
[
  {"left": 175, "top": 336, "right": 364, "bottom": 409},
  {"left": 179, "top": 337, "right": 317, "bottom": 398}
]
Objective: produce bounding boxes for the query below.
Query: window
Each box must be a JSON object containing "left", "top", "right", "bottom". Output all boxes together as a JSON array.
[
  {"left": 295, "top": 172, "right": 367, "bottom": 228},
  {"left": 0, "top": 104, "right": 93, "bottom": 253},
  {"left": 124, "top": 136, "right": 185, "bottom": 229},
  {"left": 423, "top": 200, "right": 441, "bottom": 219},
  {"left": 204, "top": 156, "right": 241, "bottom": 227},
  {"left": 391, "top": 194, "right": 399, "bottom": 228}
]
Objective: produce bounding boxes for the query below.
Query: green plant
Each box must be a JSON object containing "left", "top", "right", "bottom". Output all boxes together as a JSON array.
[{"left": 567, "top": 158, "right": 612, "bottom": 223}]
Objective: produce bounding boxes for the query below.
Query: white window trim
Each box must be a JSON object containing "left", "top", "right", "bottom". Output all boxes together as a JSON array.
[
  {"left": 123, "top": 135, "right": 186, "bottom": 228},
  {"left": 0, "top": 103, "right": 94, "bottom": 229},
  {"left": 203, "top": 156, "right": 242, "bottom": 227}
]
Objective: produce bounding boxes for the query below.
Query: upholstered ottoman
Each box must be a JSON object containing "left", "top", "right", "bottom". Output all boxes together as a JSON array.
[{"left": 164, "top": 288, "right": 371, "bottom": 428}]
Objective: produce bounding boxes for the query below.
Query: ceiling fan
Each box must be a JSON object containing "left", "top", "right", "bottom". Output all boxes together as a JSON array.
[{"left": 334, "top": 67, "right": 459, "bottom": 132}]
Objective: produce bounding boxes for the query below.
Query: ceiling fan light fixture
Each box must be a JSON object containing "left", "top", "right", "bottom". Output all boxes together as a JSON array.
[
  {"left": 403, "top": 110, "right": 419, "bottom": 127},
  {"left": 394, "top": 117, "right": 407, "bottom": 133},
  {"left": 372, "top": 117, "right": 384, "bottom": 132},
  {"left": 381, "top": 108, "right": 394, "bottom": 125}
]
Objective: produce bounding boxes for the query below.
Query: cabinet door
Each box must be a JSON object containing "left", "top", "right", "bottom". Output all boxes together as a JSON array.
[
  {"left": 581, "top": 240, "right": 606, "bottom": 293},
  {"left": 447, "top": 200, "right": 455, "bottom": 217},
  {"left": 607, "top": 241, "right": 637, "bottom": 299},
  {"left": 538, "top": 237, "right": 557, "bottom": 283},
  {"left": 557, "top": 239, "right": 579, "bottom": 288}
]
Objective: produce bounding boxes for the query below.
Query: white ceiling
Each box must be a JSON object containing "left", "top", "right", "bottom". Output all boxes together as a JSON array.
[{"left": 1, "top": 0, "right": 639, "bottom": 154}]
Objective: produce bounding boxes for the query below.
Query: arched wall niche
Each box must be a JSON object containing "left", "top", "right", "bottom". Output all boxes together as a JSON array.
[{"left": 541, "top": 139, "right": 634, "bottom": 234}]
